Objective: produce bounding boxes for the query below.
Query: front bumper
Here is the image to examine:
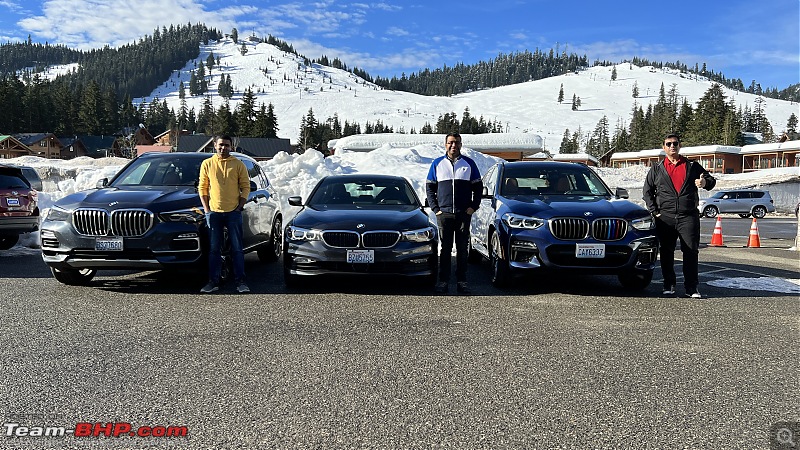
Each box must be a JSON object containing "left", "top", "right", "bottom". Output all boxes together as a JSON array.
[
  {"left": 284, "top": 240, "right": 437, "bottom": 277},
  {"left": 503, "top": 226, "right": 658, "bottom": 273},
  {"left": 40, "top": 219, "right": 205, "bottom": 271}
]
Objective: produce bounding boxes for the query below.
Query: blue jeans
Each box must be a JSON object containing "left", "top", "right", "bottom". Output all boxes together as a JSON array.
[{"left": 207, "top": 210, "right": 245, "bottom": 283}]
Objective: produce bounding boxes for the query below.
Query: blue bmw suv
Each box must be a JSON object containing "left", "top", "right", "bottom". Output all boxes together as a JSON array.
[{"left": 469, "top": 161, "right": 658, "bottom": 289}]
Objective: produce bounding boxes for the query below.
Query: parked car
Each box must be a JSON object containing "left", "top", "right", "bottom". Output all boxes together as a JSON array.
[
  {"left": 469, "top": 161, "right": 659, "bottom": 289},
  {"left": 283, "top": 174, "right": 438, "bottom": 286},
  {"left": 698, "top": 189, "right": 775, "bottom": 218},
  {"left": 0, "top": 165, "right": 39, "bottom": 250},
  {"left": 40, "top": 152, "right": 283, "bottom": 285},
  {"left": 2, "top": 164, "right": 43, "bottom": 191}
]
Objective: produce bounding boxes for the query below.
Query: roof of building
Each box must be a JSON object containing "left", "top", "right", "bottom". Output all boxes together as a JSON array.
[{"left": 330, "top": 133, "right": 543, "bottom": 154}]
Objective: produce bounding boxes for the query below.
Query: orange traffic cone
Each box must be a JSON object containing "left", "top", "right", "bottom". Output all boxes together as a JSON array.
[
  {"left": 747, "top": 217, "right": 761, "bottom": 248},
  {"left": 710, "top": 216, "right": 724, "bottom": 246}
]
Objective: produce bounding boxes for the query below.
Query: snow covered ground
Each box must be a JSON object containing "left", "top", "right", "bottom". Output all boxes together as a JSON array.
[{"left": 5, "top": 146, "right": 799, "bottom": 294}]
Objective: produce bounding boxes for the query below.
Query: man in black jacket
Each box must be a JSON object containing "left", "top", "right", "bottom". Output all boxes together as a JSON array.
[{"left": 643, "top": 133, "right": 716, "bottom": 298}]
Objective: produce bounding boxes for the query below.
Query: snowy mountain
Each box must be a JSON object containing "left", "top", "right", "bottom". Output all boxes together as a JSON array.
[{"left": 133, "top": 38, "right": 797, "bottom": 150}]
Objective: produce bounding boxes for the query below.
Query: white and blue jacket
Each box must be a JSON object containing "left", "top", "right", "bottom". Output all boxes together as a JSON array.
[{"left": 425, "top": 154, "right": 483, "bottom": 214}]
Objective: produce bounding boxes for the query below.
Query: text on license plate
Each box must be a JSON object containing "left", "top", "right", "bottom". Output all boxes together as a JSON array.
[
  {"left": 95, "top": 237, "right": 123, "bottom": 251},
  {"left": 347, "top": 249, "right": 374, "bottom": 263},
  {"left": 575, "top": 243, "right": 605, "bottom": 258},
  {"left": 6, "top": 198, "right": 20, "bottom": 206}
]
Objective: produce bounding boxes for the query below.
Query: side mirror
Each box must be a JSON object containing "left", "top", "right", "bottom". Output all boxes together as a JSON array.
[
  {"left": 288, "top": 196, "right": 302, "bottom": 207},
  {"left": 615, "top": 187, "right": 629, "bottom": 199},
  {"left": 482, "top": 186, "right": 493, "bottom": 199},
  {"left": 250, "top": 181, "right": 257, "bottom": 191},
  {"left": 96, "top": 178, "right": 108, "bottom": 188}
]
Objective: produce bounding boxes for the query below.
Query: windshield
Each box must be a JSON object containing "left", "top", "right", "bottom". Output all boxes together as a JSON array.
[
  {"left": 501, "top": 166, "right": 611, "bottom": 197},
  {"left": 308, "top": 178, "right": 418, "bottom": 207},
  {"left": 112, "top": 157, "right": 205, "bottom": 187}
]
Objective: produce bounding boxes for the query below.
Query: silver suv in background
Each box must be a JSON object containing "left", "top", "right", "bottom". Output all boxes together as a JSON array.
[{"left": 699, "top": 189, "right": 775, "bottom": 218}]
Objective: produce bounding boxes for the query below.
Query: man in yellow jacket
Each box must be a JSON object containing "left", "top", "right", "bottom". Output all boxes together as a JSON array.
[{"left": 198, "top": 135, "right": 251, "bottom": 293}]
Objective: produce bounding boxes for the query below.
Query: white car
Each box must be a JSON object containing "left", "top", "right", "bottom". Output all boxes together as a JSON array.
[{"left": 699, "top": 189, "right": 775, "bottom": 218}]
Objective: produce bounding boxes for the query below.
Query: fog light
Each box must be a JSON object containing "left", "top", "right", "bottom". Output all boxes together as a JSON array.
[
  {"left": 410, "top": 257, "right": 429, "bottom": 264},
  {"left": 294, "top": 257, "right": 316, "bottom": 264},
  {"left": 178, "top": 232, "right": 198, "bottom": 238}
]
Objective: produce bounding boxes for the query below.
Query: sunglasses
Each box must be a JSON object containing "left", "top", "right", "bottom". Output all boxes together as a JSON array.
[{"left": 664, "top": 142, "right": 680, "bottom": 147}]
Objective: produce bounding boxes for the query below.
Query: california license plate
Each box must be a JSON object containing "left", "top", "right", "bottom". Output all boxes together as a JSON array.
[
  {"left": 95, "top": 237, "right": 123, "bottom": 251},
  {"left": 347, "top": 249, "right": 374, "bottom": 263},
  {"left": 576, "top": 243, "right": 605, "bottom": 258},
  {"left": 6, "top": 198, "right": 19, "bottom": 207}
]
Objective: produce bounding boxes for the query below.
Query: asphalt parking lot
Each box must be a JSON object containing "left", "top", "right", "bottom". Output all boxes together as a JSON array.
[{"left": 0, "top": 222, "right": 797, "bottom": 448}]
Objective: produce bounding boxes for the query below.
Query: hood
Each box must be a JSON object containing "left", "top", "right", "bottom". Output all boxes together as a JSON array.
[
  {"left": 54, "top": 186, "right": 201, "bottom": 213},
  {"left": 292, "top": 206, "right": 430, "bottom": 231},
  {"left": 500, "top": 195, "right": 648, "bottom": 219}
]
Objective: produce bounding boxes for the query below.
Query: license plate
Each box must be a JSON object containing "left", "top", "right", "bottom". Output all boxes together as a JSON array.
[
  {"left": 576, "top": 243, "right": 605, "bottom": 258},
  {"left": 6, "top": 198, "right": 19, "bottom": 207},
  {"left": 347, "top": 249, "right": 374, "bottom": 263},
  {"left": 95, "top": 237, "right": 123, "bottom": 251}
]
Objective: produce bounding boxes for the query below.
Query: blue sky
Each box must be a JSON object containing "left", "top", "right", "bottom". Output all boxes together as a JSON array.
[{"left": 1, "top": 0, "right": 798, "bottom": 89}]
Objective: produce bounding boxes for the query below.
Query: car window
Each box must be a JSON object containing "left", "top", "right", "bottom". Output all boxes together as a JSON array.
[
  {"left": 751, "top": 192, "right": 764, "bottom": 199},
  {"left": 309, "top": 179, "right": 416, "bottom": 206},
  {"left": 113, "top": 158, "right": 204, "bottom": 187},
  {"left": 483, "top": 165, "right": 497, "bottom": 194},
  {"left": 0, "top": 174, "right": 29, "bottom": 189},
  {"left": 502, "top": 166, "right": 611, "bottom": 196}
]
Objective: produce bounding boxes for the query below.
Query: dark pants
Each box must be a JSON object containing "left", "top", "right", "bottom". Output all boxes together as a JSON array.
[
  {"left": 437, "top": 212, "right": 472, "bottom": 283},
  {"left": 208, "top": 210, "right": 245, "bottom": 283},
  {"left": 656, "top": 213, "right": 700, "bottom": 291}
]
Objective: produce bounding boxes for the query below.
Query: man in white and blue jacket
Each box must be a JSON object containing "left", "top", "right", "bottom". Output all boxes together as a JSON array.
[{"left": 426, "top": 133, "right": 483, "bottom": 294}]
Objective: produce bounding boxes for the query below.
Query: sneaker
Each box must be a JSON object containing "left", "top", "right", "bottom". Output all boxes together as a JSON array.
[
  {"left": 662, "top": 285, "right": 676, "bottom": 296},
  {"left": 200, "top": 281, "right": 219, "bottom": 294},
  {"left": 686, "top": 290, "right": 702, "bottom": 299},
  {"left": 435, "top": 281, "right": 448, "bottom": 294},
  {"left": 456, "top": 282, "right": 471, "bottom": 294},
  {"left": 236, "top": 281, "right": 250, "bottom": 294}
]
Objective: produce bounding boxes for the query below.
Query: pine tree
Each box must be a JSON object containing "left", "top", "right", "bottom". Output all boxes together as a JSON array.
[
  {"left": 787, "top": 113, "right": 798, "bottom": 135},
  {"left": 571, "top": 94, "right": 578, "bottom": 111},
  {"left": 632, "top": 82, "right": 639, "bottom": 98},
  {"left": 611, "top": 66, "right": 617, "bottom": 81},
  {"left": 558, "top": 84, "right": 564, "bottom": 103}
]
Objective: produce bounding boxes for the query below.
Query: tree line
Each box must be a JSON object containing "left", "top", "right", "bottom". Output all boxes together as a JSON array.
[{"left": 559, "top": 82, "right": 799, "bottom": 158}]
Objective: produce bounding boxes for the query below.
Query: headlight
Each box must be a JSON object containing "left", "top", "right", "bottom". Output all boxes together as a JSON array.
[
  {"left": 631, "top": 215, "right": 655, "bottom": 231},
  {"left": 502, "top": 212, "right": 544, "bottom": 229},
  {"left": 44, "top": 205, "right": 71, "bottom": 221},
  {"left": 402, "top": 226, "right": 436, "bottom": 242},
  {"left": 161, "top": 207, "right": 204, "bottom": 223},
  {"left": 287, "top": 225, "right": 322, "bottom": 241}
]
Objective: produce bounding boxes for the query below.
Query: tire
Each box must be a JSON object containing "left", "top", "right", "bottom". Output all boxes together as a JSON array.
[
  {"left": 258, "top": 215, "right": 283, "bottom": 262},
  {"left": 0, "top": 234, "right": 19, "bottom": 250},
  {"left": 489, "top": 231, "right": 510, "bottom": 288},
  {"left": 618, "top": 270, "right": 653, "bottom": 290},
  {"left": 50, "top": 267, "right": 96, "bottom": 286},
  {"left": 738, "top": 213, "right": 751, "bottom": 218},
  {"left": 703, "top": 206, "right": 718, "bottom": 218},
  {"left": 752, "top": 206, "right": 767, "bottom": 219}
]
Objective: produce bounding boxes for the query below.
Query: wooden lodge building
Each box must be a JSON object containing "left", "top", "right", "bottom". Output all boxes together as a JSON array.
[{"left": 609, "top": 140, "right": 800, "bottom": 174}]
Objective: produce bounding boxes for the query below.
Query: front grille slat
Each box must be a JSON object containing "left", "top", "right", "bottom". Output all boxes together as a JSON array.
[
  {"left": 73, "top": 208, "right": 153, "bottom": 237},
  {"left": 550, "top": 218, "right": 589, "bottom": 240},
  {"left": 362, "top": 231, "right": 400, "bottom": 248},
  {"left": 549, "top": 217, "right": 627, "bottom": 241},
  {"left": 322, "top": 231, "right": 360, "bottom": 248},
  {"left": 592, "top": 218, "right": 628, "bottom": 241}
]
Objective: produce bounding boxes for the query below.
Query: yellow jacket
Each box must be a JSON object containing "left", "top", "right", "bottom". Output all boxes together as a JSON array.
[{"left": 198, "top": 154, "right": 250, "bottom": 213}]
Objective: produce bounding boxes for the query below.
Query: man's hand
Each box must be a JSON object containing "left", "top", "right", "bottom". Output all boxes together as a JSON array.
[
  {"left": 696, "top": 177, "right": 706, "bottom": 188},
  {"left": 466, "top": 207, "right": 475, "bottom": 215}
]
